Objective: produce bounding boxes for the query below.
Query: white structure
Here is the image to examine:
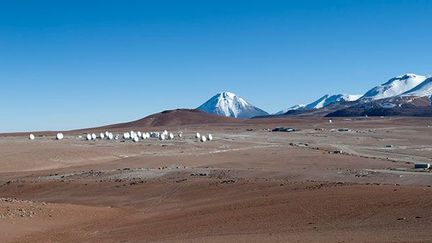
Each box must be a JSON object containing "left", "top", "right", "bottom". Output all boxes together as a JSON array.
[
  {"left": 107, "top": 133, "right": 114, "bottom": 140},
  {"left": 29, "top": 134, "right": 35, "bottom": 140},
  {"left": 130, "top": 131, "right": 137, "bottom": 139},
  {"left": 123, "top": 132, "right": 130, "bottom": 139},
  {"left": 200, "top": 135, "right": 207, "bottom": 142},
  {"left": 86, "top": 134, "right": 92, "bottom": 140},
  {"left": 160, "top": 133, "right": 166, "bottom": 140},
  {"left": 178, "top": 132, "right": 183, "bottom": 138},
  {"left": 56, "top": 133, "right": 64, "bottom": 140},
  {"left": 208, "top": 134, "right": 213, "bottom": 141},
  {"left": 91, "top": 133, "right": 97, "bottom": 140},
  {"left": 196, "top": 132, "right": 201, "bottom": 139},
  {"left": 131, "top": 131, "right": 139, "bottom": 140},
  {"left": 99, "top": 133, "right": 105, "bottom": 139},
  {"left": 169, "top": 133, "right": 174, "bottom": 140},
  {"left": 133, "top": 136, "right": 139, "bottom": 142}
]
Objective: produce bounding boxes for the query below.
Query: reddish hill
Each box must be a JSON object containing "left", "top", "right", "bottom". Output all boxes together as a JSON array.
[{"left": 102, "top": 109, "right": 242, "bottom": 129}]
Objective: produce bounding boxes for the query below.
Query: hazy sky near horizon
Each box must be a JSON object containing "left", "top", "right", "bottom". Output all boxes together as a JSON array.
[{"left": 1, "top": 0, "right": 431, "bottom": 132}]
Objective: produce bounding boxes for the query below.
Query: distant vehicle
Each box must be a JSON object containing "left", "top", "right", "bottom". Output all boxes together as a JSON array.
[
  {"left": 337, "top": 128, "right": 350, "bottom": 132},
  {"left": 414, "top": 163, "right": 430, "bottom": 169}
]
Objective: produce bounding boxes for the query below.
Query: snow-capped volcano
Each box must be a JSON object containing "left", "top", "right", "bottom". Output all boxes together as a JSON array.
[
  {"left": 197, "top": 92, "right": 269, "bottom": 118},
  {"left": 360, "top": 73, "right": 427, "bottom": 101},
  {"left": 401, "top": 77, "right": 432, "bottom": 98},
  {"left": 304, "top": 94, "right": 361, "bottom": 110}
]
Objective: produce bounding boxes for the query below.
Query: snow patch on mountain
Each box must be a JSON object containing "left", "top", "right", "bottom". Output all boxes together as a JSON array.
[
  {"left": 402, "top": 77, "right": 432, "bottom": 98},
  {"left": 197, "top": 92, "right": 269, "bottom": 118}
]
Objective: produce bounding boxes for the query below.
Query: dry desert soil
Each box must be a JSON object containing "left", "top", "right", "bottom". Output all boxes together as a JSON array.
[{"left": 1, "top": 116, "right": 432, "bottom": 242}]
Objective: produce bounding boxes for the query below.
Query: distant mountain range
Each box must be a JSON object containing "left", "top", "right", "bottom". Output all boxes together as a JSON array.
[
  {"left": 271, "top": 73, "right": 432, "bottom": 117},
  {"left": 196, "top": 73, "right": 432, "bottom": 119},
  {"left": 50, "top": 72, "right": 432, "bottom": 133}
]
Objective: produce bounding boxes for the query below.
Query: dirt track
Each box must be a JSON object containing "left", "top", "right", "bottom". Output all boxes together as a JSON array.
[{"left": 1, "top": 117, "right": 432, "bottom": 242}]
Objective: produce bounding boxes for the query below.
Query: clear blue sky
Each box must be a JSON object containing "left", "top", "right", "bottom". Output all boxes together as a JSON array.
[{"left": 1, "top": 0, "right": 431, "bottom": 132}]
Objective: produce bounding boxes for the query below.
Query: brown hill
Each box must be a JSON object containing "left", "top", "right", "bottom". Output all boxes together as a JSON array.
[{"left": 101, "top": 109, "right": 242, "bottom": 129}]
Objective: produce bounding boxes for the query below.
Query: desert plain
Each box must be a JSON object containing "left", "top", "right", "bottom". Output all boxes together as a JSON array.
[{"left": 1, "top": 115, "right": 432, "bottom": 242}]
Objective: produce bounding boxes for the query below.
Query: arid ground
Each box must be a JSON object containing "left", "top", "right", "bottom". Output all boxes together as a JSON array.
[{"left": 1, "top": 116, "right": 432, "bottom": 242}]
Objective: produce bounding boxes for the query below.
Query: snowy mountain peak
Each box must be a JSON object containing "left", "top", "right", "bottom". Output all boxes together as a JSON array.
[
  {"left": 304, "top": 94, "right": 361, "bottom": 110},
  {"left": 360, "top": 73, "right": 427, "bottom": 101},
  {"left": 397, "top": 73, "right": 420, "bottom": 79},
  {"left": 343, "top": 94, "right": 363, "bottom": 101},
  {"left": 220, "top": 91, "right": 235, "bottom": 97},
  {"left": 218, "top": 91, "right": 237, "bottom": 100},
  {"left": 276, "top": 94, "right": 360, "bottom": 115},
  {"left": 218, "top": 92, "right": 248, "bottom": 106},
  {"left": 275, "top": 104, "right": 305, "bottom": 115},
  {"left": 197, "top": 92, "right": 269, "bottom": 118}
]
